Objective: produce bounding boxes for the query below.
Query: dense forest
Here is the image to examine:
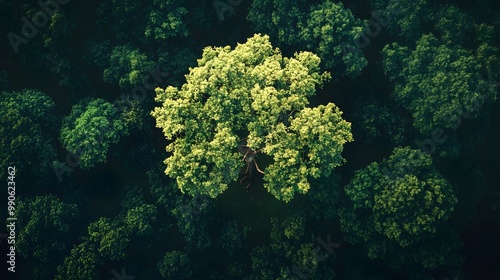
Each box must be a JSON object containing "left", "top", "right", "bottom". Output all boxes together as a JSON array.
[{"left": 0, "top": 0, "right": 499, "bottom": 279}]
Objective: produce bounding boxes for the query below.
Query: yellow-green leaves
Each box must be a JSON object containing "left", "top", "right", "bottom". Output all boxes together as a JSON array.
[
  {"left": 152, "top": 34, "right": 352, "bottom": 201},
  {"left": 263, "top": 103, "right": 353, "bottom": 201}
]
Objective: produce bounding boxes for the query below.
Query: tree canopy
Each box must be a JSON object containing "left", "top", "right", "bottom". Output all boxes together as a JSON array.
[
  {"left": 18, "top": 195, "right": 79, "bottom": 279},
  {"left": 0, "top": 89, "right": 58, "bottom": 190},
  {"left": 157, "top": 250, "right": 193, "bottom": 279},
  {"left": 371, "top": 0, "right": 430, "bottom": 42},
  {"left": 339, "top": 147, "right": 461, "bottom": 269},
  {"left": 382, "top": 33, "right": 497, "bottom": 134},
  {"left": 2, "top": 1, "right": 498, "bottom": 279},
  {"left": 152, "top": 34, "right": 352, "bottom": 202},
  {"left": 249, "top": 214, "right": 335, "bottom": 280},
  {"left": 103, "top": 44, "right": 156, "bottom": 90},
  {"left": 248, "top": 0, "right": 367, "bottom": 78},
  {"left": 60, "top": 98, "right": 127, "bottom": 169}
]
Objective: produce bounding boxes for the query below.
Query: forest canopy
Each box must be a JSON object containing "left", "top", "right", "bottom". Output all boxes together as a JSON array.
[{"left": 1, "top": 0, "right": 498, "bottom": 279}]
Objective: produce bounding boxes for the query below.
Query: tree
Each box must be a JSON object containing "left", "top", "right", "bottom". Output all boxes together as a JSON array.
[
  {"left": 172, "top": 193, "right": 214, "bottom": 252},
  {"left": 97, "top": 0, "right": 189, "bottom": 44},
  {"left": 18, "top": 195, "right": 79, "bottom": 279},
  {"left": 300, "top": 0, "right": 368, "bottom": 78},
  {"left": 371, "top": 0, "right": 430, "bottom": 42},
  {"left": 148, "top": 163, "right": 179, "bottom": 211},
  {"left": 431, "top": 4, "right": 499, "bottom": 76},
  {"left": 56, "top": 196, "right": 159, "bottom": 279},
  {"left": 157, "top": 250, "right": 193, "bottom": 279},
  {"left": 56, "top": 239, "right": 102, "bottom": 280},
  {"left": 339, "top": 147, "right": 461, "bottom": 270},
  {"left": 60, "top": 98, "right": 126, "bottom": 169},
  {"left": 152, "top": 34, "right": 352, "bottom": 202},
  {"left": 145, "top": 0, "right": 189, "bottom": 41},
  {"left": 299, "top": 173, "right": 341, "bottom": 221},
  {"left": 97, "top": 0, "right": 149, "bottom": 42},
  {"left": 124, "top": 204, "right": 158, "bottom": 240},
  {"left": 41, "top": 9, "right": 81, "bottom": 88},
  {"left": 13, "top": 3, "right": 89, "bottom": 89},
  {"left": 247, "top": 0, "right": 309, "bottom": 46},
  {"left": 433, "top": 4, "right": 474, "bottom": 47},
  {"left": 0, "top": 89, "right": 58, "bottom": 191},
  {"left": 88, "top": 217, "right": 130, "bottom": 261},
  {"left": 247, "top": 0, "right": 367, "bottom": 78},
  {"left": 248, "top": 214, "right": 335, "bottom": 280},
  {"left": 103, "top": 44, "right": 155, "bottom": 90},
  {"left": 82, "top": 40, "right": 112, "bottom": 71},
  {"left": 217, "top": 220, "right": 250, "bottom": 258},
  {"left": 382, "top": 33, "right": 497, "bottom": 134}
]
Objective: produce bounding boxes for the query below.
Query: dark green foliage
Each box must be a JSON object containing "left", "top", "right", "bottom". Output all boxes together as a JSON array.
[
  {"left": 247, "top": 0, "right": 309, "bottom": 46},
  {"left": 18, "top": 195, "right": 79, "bottom": 279},
  {"left": 60, "top": 98, "right": 126, "bottom": 169},
  {"left": 339, "top": 147, "right": 461, "bottom": 269},
  {"left": 172, "top": 194, "right": 214, "bottom": 252},
  {"left": 0, "top": 90, "right": 58, "bottom": 191},
  {"left": 156, "top": 47, "right": 197, "bottom": 87},
  {"left": 217, "top": 220, "right": 250, "bottom": 258},
  {"left": 248, "top": 214, "right": 335, "bottom": 280},
  {"left": 113, "top": 96, "right": 152, "bottom": 133},
  {"left": 14, "top": 4, "right": 88, "bottom": 89},
  {"left": 57, "top": 196, "right": 158, "bottom": 279},
  {"left": 97, "top": 0, "right": 188, "bottom": 44},
  {"left": 248, "top": 0, "right": 367, "bottom": 78},
  {"left": 382, "top": 33, "right": 497, "bottom": 134},
  {"left": 371, "top": 0, "right": 430, "bottom": 42},
  {"left": 125, "top": 204, "right": 158, "bottom": 239},
  {"left": 351, "top": 95, "right": 409, "bottom": 146},
  {"left": 56, "top": 238, "right": 102, "bottom": 280},
  {"left": 148, "top": 163, "right": 179, "bottom": 211},
  {"left": 89, "top": 217, "right": 130, "bottom": 261},
  {"left": 103, "top": 44, "right": 156, "bottom": 90},
  {"left": 97, "top": 0, "right": 149, "bottom": 42},
  {"left": 157, "top": 250, "right": 193, "bottom": 279},
  {"left": 145, "top": 0, "right": 189, "bottom": 41},
  {"left": 82, "top": 40, "right": 112, "bottom": 71},
  {"left": 432, "top": 5, "right": 499, "bottom": 76},
  {"left": 301, "top": 1, "right": 367, "bottom": 78},
  {"left": 41, "top": 9, "right": 79, "bottom": 87},
  {"left": 299, "top": 173, "right": 341, "bottom": 221}
]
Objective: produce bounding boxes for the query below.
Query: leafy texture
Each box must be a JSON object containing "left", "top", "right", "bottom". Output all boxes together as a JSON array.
[
  {"left": 103, "top": 44, "right": 155, "bottom": 90},
  {"left": 157, "top": 251, "right": 193, "bottom": 279},
  {"left": 18, "top": 195, "right": 79, "bottom": 279},
  {"left": 301, "top": 0, "right": 367, "bottom": 77},
  {"left": 60, "top": 98, "right": 126, "bottom": 169},
  {"left": 382, "top": 33, "right": 497, "bottom": 134},
  {"left": 0, "top": 90, "right": 58, "bottom": 190},
  {"left": 152, "top": 34, "right": 352, "bottom": 202},
  {"left": 372, "top": 0, "right": 430, "bottom": 42},
  {"left": 248, "top": 214, "right": 335, "bottom": 280},
  {"left": 248, "top": 0, "right": 367, "bottom": 78},
  {"left": 339, "top": 147, "right": 461, "bottom": 269}
]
